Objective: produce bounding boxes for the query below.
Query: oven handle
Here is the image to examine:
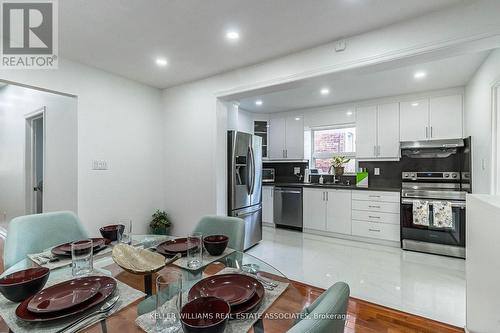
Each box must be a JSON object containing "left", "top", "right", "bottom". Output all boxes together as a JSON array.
[{"left": 401, "top": 198, "right": 466, "bottom": 208}]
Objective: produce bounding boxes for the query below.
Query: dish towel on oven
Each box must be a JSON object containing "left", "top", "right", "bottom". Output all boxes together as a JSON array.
[
  {"left": 412, "top": 200, "right": 430, "bottom": 226},
  {"left": 433, "top": 201, "right": 453, "bottom": 228}
]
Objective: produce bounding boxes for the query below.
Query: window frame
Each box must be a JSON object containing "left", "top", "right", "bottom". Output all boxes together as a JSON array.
[{"left": 310, "top": 124, "right": 357, "bottom": 174}]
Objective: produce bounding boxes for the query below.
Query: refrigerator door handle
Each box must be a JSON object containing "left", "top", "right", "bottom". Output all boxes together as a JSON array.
[
  {"left": 249, "top": 145, "right": 256, "bottom": 195},
  {"left": 246, "top": 146, "right": 252, "bottom": 195}
]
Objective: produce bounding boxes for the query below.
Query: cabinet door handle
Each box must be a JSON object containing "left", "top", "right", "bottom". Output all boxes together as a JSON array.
[
  {"left": 377, "top": 145, "right": 381, "bottom": 156},
  {"left": 368, "top": 195, "right": 380, "bottom": 198},
  {"left": 326, "top": 192, "right": 329, "bottom": 201},
  {"left": 368, "top": 215, "right": 380, "bottom": 219},
  {"left": 368, "top": 205, "right": 380, "bottom": 208},
  {"left": 369, "top": 228, "right": 381, "bottom": 232},
  {"left": 322, "top": 192, "right": 325, "bottom": 201},
  {"left": 373, "top": 145, "right": 377, "bottom": 156},
  {"left": 285, "top": 149, "right": 288, "bottom": 158},
  {"left": 430, "top": 126, "right": 433, "bottom": 138},
  {"left": 425, "top": 126, "right": 429, "bottom": 139}
]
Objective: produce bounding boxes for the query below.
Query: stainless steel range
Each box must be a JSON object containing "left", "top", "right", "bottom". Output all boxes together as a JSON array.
[{"left": 400, "top": 171, "right": 467, "bottom": 258}]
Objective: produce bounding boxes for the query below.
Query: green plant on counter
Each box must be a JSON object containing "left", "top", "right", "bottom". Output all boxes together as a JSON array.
[
  {"left": 150, "top": 209, "right": 171, "bottom": 230},
  {"left": 331, "top": 156, "right": 351, "bottom": 168}
]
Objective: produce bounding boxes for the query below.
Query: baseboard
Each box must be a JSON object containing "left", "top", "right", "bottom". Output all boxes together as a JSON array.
[{"left": 303, "top": 228, "right": 400, "bottom": 248}]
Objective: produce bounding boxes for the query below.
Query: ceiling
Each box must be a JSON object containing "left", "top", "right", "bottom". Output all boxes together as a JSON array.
[
  {"left": 237, "top": 51, "right": 490, "bottom": 113},
  {"left": 59, "top": 0, "right": 464, "bottom": 89}
]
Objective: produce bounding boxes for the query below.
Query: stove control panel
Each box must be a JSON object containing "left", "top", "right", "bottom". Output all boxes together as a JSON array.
[{"left": 402, "top": 171, "right": 460, "bottom": 180}]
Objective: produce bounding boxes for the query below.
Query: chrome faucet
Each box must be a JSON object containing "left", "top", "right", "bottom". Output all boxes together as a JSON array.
[{"left": 295, "top": 173, "right": 303, "bottom": 181}]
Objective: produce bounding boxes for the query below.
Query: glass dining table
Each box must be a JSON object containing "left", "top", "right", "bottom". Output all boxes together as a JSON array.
[{"left": 0, "top": 234, "right": 313, "bottom": 333}]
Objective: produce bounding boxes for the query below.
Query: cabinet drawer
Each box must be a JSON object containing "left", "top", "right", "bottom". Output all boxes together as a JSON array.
[
  {"left": 351, "top": 210, "right": 399, "bottom": 225},
  {"left": 352, "top": 200, "right": 399, "bottom": 213},
  {"left": 352, "top": 190, "right": 399, "bottom": 203},
  {"left": 352, "top": 220, "right": 400, "bottom": 242}
]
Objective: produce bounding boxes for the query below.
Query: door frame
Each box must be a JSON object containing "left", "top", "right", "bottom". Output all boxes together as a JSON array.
[{"left": 24, "top": 107, "right": 46, "bottom": 214}]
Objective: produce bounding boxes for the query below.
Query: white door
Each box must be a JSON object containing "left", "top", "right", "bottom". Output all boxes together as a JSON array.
[
  {"left": 25, "top": 111, "right": 45, "bottom": 215},
  {"left": 355, "top": 105, "right": 378, "bottom": 159},
  {"left": 268, "top": 118, "right": 286, "bottom": 159},
  {"left": 429, "top": 94, "right": 463, "bottom": 140},
  {"left": 284, "top": 116, "right": 304, "bottom": 159},
  {"left": 400, "top": 99, "right": 429, "bottom": 141},
  {"left": 377, "top": 103, "right": 400, "bottom": 158},
  {"left": 326, "top": 189, "right": 352, "bottom": 234},
  {"left": 303, "top": 188, "right": 326, "bottom": 231},
  {"left": 262, "top": 186, "right": 274, "bottom": 223}
]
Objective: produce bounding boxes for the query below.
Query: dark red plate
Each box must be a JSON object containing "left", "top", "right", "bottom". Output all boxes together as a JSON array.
[
  {"left": 156, "top": 238, "right": 197, "bottom": 257},
  {"left": 188, "top": 274, "right": 259, "bottom": 307},
  {"left": 16, "top": 276, "right": 116, "bottom": 322},
  {"left": 230, "top": 277, "right": 264, "bottom": 315},
  {"left": 51, "top": 240, "right": 109, "bottom": 257},
  {"left": 53, "top": 238, "right": 107, "bottom": 253},
  {"left": 27, "top": 278, "right": 101, "bottom": 313}
]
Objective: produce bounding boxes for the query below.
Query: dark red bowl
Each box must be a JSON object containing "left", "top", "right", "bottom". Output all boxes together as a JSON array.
[
  {"left": 203, "top": 235, "right": 229, "bottom": 256},
  {"left": 99, "top": 224, "right": 125, "bottom": 241},
  {"left": 0, "top": 267, "right": 50, "bottom": 302},
  {"left": 180, "top": 297, "right": 230, "bottom": 333}
]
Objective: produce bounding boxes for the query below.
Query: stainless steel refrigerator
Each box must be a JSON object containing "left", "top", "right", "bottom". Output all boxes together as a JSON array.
[{"left": 228, "top": 131, "right": 262, "bottom": 250}]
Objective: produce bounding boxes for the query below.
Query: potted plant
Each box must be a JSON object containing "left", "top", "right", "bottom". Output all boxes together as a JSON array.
[
  {"left": 330, "top": 156, "right": 351, "bottom": 176},
  {"left": 150, "top": 210, "right": 171, "bottom": 235}
]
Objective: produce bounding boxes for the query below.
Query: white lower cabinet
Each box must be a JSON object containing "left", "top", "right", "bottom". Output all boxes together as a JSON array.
[
  {"left": 326, "top": 190, "right": 352, "bottom": 234},
  {"left": 351, "top": 190, "right": 400, "bottom": 242},
  {"left": 351, "top": 221, "right": 399, "bottom": 242},
  {"left": 303, "top": 188, "right": 327, "bottom": 231},
  {"left": 303, "top": 188, "right": 351, "bottom": 235},
  {"left": 262, "top": 186, "right": 274, "bottom": 223}
]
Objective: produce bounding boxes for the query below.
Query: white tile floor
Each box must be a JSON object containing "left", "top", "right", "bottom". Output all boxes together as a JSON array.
[{"left": 248, "top": 226, "right": 465, "bottom": 327}]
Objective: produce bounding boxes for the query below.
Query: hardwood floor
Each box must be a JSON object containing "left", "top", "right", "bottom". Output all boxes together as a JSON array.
[{"left": 0, "top": 236, "right": 464, "bottom": 333}]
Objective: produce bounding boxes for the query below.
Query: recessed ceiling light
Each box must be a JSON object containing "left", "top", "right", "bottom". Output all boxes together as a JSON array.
[
  {"left": 255, "top": 100, "right": 263, "bottom": 106},
  {"left": 411, "top": 102, "right": 419, "bottom": 107},
  {"left": 320, "top": 88, "right": 330, "bottom": 95},
  {"left": 414, "top": 71, "right": 427, "bottom": 79},
  {"left": 155, "top": 57, "right": 168, "bottom": 67},
  {"left": 295, "top": 117, "right": 301, "bottom": 121},
  {"left": 226, "top": 30, "right": 240, "bottom": 41},
  {"left": 346, "top": 111, "right": 353, "bottom": 116}
]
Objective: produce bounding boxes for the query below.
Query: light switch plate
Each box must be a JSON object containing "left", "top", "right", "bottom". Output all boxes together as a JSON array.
[
  {"left": 92, "top": 160, "right": 109, "bottom": 170},
  {"left": 374, "top": 168, "right": 380, "bottom": 176},
  {"left": 294, "top": 167, "right": 300, "bottom": 174}
]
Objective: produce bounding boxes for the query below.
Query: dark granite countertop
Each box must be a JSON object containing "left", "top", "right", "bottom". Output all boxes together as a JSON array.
[{"left": 262, "top": 182, "right": 400, "bottom": 192}]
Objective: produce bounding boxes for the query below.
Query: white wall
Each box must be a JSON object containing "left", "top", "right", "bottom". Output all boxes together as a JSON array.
[
  {"left": 162, "top": 1, "right": 500, "bottom": 236},
  {"left": 0, "top": 59, "right": 164, "bottom": 236},
  {"left": 0, "top": 85, "right": 77, "bottom": 223},
  {"left": 465, "top": 49, "right": 500, "bottom": 194}
]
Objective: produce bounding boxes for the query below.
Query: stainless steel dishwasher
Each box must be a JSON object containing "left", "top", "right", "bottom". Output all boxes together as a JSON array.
[{"left": 273, "top": 187, "right": 303, "bottom": 230}]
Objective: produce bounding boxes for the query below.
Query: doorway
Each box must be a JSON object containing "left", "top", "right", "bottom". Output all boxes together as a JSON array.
[{"left": 25, "top": 108, "right": 45, "bottom": 214}]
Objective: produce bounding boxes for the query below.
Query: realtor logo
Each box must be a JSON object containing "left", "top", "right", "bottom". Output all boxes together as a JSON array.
[{"left": 1, "top": 0, "right": 58, "bottom": 68}]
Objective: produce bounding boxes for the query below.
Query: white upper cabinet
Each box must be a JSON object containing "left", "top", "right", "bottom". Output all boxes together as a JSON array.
[
  {"left": 268, "top": 116, "right": 304, "bottom": 159},
  {"left": 356, "top": 103, "right": 399, "bottom": 160},
  {"left": 355, "top": 106, "right": 378, "bottom": 159},
  {"left": 377, "top": 103, "right": 400, "bottom": 158},
  {"left": 400, "top": 94, "right": 463, "bottom": 141},
  {"left": 400, "top": 99, "right": 429, "bottom": 141},
  {"left": 285, "top": 116, "right": 304, "bottom": 159},
  {"left": 429, "top": 95, "right": 463, "bottom": 140},
  {"left": 268, "top": 118, "right": 286, "bottom": 159}
]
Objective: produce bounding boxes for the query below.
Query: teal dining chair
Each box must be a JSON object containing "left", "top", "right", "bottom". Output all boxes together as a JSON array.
[
  {"left": 3, "top": 211, "right": 89, "bottom": 270},
  {"left": 192, "top": 215, "right": 245, "bottom": 251},
  {"left": 287, "top": 282, "right": 350, "bottom": 333}
]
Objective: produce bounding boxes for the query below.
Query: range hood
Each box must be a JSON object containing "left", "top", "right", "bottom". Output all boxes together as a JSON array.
[{"left": 400, "top": 139, "right": 464, "bottom": 149}]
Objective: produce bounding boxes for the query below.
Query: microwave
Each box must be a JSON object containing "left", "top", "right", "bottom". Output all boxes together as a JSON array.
[{"left": 262, "top": 168, "right": 275, "bottom": 183}]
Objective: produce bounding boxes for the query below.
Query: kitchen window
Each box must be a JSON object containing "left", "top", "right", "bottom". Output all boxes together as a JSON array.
[{"left": 309, "top": 125, "right": 356, "bottom": 173}]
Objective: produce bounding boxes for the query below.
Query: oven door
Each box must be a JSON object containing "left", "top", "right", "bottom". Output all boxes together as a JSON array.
[{"left": 401, "top": 198, "right": 465, "bottom": 247}]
